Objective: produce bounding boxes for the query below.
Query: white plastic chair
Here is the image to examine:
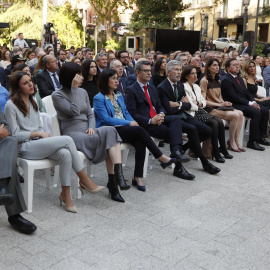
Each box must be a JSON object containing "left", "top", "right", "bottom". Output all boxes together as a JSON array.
[
  {"left": 258, "top": 86, "right": 267, "bottom": 97},
  {"left": 42, "top": 95, "right": 56, "bottom": 115}
]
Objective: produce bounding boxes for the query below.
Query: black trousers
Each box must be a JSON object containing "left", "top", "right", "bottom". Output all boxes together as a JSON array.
[
  {"left": 181, "top": 114, "right": 212, "bottom": 157},
  {"left": 233, "top": 104, "right": 268, "bottom": 141},
  {"left": 116, "top": 126, "right": 163, "bottom": 178},
  {"left": 258, "top": 99, "right": 270, "bottom": 110},
  {"left": 144, "top": 115, "right": 183, "bottom": 153}
]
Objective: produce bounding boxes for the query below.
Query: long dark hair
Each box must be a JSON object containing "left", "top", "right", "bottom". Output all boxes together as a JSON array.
[
  {"left": 204, "top": 58, "right": 220, "bottom": 88},
  {"left": 154, "top": 56, "right": 166, "bottom": 75},
  {"left": 98, "top": 69, "right": 117, "bottom": 95},
  {"left": 9, "top": 71, "right": 38, "bottom": 116},
  {"left": 82, "top": 60, "right": 99, "bottom": 84}
]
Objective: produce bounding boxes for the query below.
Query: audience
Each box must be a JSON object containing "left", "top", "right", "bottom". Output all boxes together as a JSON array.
[
  {"left": 110, "top": 59, "right": 127, "bottom": 96},
  {"left": 152, "top": 56, "right": 167, "bottom": 87}
]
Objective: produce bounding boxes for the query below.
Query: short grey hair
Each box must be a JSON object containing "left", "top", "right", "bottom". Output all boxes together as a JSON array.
[
  {"left": 95, "top": 52, "right": 107, "bottom": 61},
  {"left": 110, "top": 59, "right": 121, "bottom": 69},
  {"left": 135, "top": 60, "right": 151, "bottom": 72},
  {"left": 42, "top": 55, "right": 51, "bottom": 68},
  {"left": 175, "top": 53, "right": 187, "bottom": 61},
  {"left": 166, "top": 60, "right": 181, "bottom": 73},
  {"left": 145, "top": 53, "right": 153, "bottom": 58}
]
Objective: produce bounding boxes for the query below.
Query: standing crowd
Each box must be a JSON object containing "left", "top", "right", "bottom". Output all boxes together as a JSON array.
[{"left": 1, "top": 34, "right": 270, "bottom": 235}]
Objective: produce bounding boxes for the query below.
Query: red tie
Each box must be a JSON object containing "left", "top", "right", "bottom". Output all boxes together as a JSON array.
[
  {"left": 143, "top": 85, "right": 157, "bottom": 118},
  {"left": 235, "top": 77, "right": 242, "bottom": 87}
]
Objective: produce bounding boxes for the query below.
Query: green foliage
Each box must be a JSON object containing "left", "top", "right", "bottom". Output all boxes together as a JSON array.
[
  {"left": 255, "top": 43, "right": 265, "bottom": 56},
  {"left": 105, "top": 38, "right": 121, "bottom": 51},
  {"left": 130, "top": 0, "right": 188, "bottom": 31},
  {"left": 262, "top": 6, "right": 270, "bottom": 16}
]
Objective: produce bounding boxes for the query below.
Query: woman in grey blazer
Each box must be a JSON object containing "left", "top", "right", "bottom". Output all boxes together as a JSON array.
[{"left": 4, "top": 71, "right": 104, "bottom": 213}]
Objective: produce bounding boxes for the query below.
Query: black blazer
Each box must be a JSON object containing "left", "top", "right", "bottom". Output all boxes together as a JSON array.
[
  {"left": 36, "top": 69, "right": 59, "bottom": 98},
  {"left": 122, "top": 65, "right": 134, "bottom": 78},
  {"left": 117, "top": 77, "right": 128, "bottom": 96},
  {"left": 240, "top": 46, "right": 252, "bottom": 56},
  {"left": 125, "top": 81, "right": 166, "bottom": 127},
  {"left": 0, "top": 67, "right": 6, "bottom": 88},
  {"left": 221, "top": 73, "right": 254, "bottom": 105},
  {"left": 157, "top": 79, "right": 191, "bottom": 115}
]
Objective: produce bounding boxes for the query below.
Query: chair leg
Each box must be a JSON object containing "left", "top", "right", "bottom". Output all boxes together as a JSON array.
[
  {"left": 45, "top": 168, "right": 51, "bottom": 189},
  {"left": 87, "top": 163, "right": 94, "bottom": 178},
  {"left": 52, "top": 166, "right": 59, "bottom": 187},
  {"left": 76, "top": 176, "right": 81, "bottom": 199},
  {"left": 143, "top": 148, "right": 149, "bottom": 178},
  {"left": 239, "top": 118, "right": 246, "bottom": 147},
  {"left": 23, "top": 167, "right": 34, "bottom": 214},
  {"left": 121, "top": 149, "right": 129, "bottom": 167}
]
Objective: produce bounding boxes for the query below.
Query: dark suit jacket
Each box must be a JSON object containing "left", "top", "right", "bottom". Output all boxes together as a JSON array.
[
  {"left": 117, "top": 77, "right": 128, "bottom": 96},
  {"left": 157, "top": 79, "right": 191, "bottom": 115},
  {"left": 0, "top": 67, "right": 6, "bottom": 88},
  {"left": 36, "top": 69, "right": 59, "bottom": 98},
  {"left": 132, "top": 59, "right": 136, "bottom": 67},
  {"left": 240, "top": 46, "right": 252, "bottom": 56},
  {"left": 125, "top": 81, "right": 166, "bottom": 127},
  {"left": 127, "top": 73, "right": 155, "bottom": 87},
  {"left": 122, "top": 65, "right": 134, "bottom": 78},
  {"left": 221, "top": 73, "right": 254, "bottom": 105}
]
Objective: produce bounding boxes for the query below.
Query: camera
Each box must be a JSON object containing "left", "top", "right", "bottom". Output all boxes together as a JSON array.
[{"left": 44, "top": 22, "right": 54, "bottom": 31}]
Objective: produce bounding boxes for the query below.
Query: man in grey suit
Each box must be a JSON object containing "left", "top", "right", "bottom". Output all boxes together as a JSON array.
[{"left": 0, "top": 110, "right": 36, "bottom": 234}]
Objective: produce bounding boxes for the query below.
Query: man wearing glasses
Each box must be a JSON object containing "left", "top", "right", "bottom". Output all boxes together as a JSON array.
[{"left": 117, "top": 50, "right": 134, "bottom": 78}]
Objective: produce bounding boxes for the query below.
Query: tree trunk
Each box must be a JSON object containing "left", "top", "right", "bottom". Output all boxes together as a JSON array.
[
  {"left": 106, "top": 20, "right": 112, "bottom": 41},
  {"left": 170, "top": 11, "right": 176, "bottom": 29}
]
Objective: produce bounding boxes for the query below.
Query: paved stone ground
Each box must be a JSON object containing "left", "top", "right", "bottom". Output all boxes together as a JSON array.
[{"left": 1, "top": 132, "right": 270, "bottom": 270}]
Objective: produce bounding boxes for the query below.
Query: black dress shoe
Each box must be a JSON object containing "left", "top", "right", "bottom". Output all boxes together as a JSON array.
[
  {"left": 203, "top": 161, "right": 221, "bottom": 175},
  {"left": 173, "top": 165, "right": 195, "bottom": 180},
  {"left": 257, "top": 138, "right": 270, "bottom": 146},
  {"left": 8, "top": 214, "right": 37, "bottom": 234},
  {"left": 170, "top": 151, "right": 190, "bottom": 163},
  {"left": 219, "top": 147, "right": 233, "bottom": 159},
  {"left": 158, "top": 141, "right": 165, "bottom": 147},
  {"left": 0, "top": 186, "right": 13, "bottom": 206},
  {"left": 247, "top": 141, "right": 265, "bottom": 151}
]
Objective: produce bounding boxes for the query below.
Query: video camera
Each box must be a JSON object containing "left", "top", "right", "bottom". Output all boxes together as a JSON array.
[
  {"left": 44, "top": 22, "right": 54, "bottom": 32},
  {"left": 43, "top": 22, "right": 54, "bottom": 45}
]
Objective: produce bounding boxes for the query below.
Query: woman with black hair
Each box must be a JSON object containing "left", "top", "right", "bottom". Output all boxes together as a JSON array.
[
  {"left": 94, "top": 69, "right": 175, "bottom": 192},
  {"left": 152, "top": 57, "right": 167, "bottom": 87},
  {"left": 181, "top": 65, "right": 228, "bottom": 164},
  {"left": 201, "top": 58, "right": 243, "bottom": 153},
  {"left": 52, "top": 62, "right": 127, "bottom": 203},
  {"left": 81, "top": 60, "right": 100, "bottom": 107}
]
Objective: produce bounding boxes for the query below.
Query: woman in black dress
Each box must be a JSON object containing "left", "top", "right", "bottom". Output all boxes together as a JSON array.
[
  {"left": 81, "top": 60, "right": 100, "bottom": 107},
  {"left": 241, "top": 60, "right": 270, "bottom": 110},
  {"left": 152, "top": 57, "right": 167, "bottom": 87}
]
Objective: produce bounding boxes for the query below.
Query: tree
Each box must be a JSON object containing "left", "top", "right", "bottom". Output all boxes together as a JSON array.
[
  {"left": 130, "top": 0, "right": 188, "bottom": 31},
  {"left": 88, "top": 0, "right": 133, "bottom": 40}
]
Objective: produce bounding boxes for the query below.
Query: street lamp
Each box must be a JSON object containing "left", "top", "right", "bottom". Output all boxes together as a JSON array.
[
  {"left": 200, "top": 12, "right": 206, "bottom": 37},
  {"left": 242, "top": 0, "right": 250, "bottom": 41}
]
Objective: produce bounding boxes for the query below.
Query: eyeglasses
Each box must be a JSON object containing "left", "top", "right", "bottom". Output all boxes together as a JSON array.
[
  {"left": 141, "top": 69, "right": 151, "bottom": 73},
  {"left": 49, "top": 60, "right": 58, "bottom": 63},
  {"left": 114, "top": 65, "right": 123, "bottom": 68}
]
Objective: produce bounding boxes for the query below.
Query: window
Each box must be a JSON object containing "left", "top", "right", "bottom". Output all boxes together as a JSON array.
[{"left": 203, "top": 15, "right": 208, "bottom": 35}]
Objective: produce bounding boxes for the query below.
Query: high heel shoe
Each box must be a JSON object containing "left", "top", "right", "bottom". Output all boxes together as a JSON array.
[
  {"left": 114, "top": 164, "right": 130, "bottom": 190},
  {"left": 237, "top": 146, "right": 246, "bottom": 152},
  {"left": 219, "top": 147, "right": 233, "bottom": 159},
  {"left": 211, "top": 154, "right": 225, "bottom": 163},
  {"left": 227, "top": 140, "right": 241, "bottom": 152},
  {"left": 160, "top": 158, "right": 176, "bottom": 169},
  {"left": 132, "top": 178, "right": 146, "bottom": 192},
  {"left": 107, "top": 174, "right": 125, "bottom": 203},
  {"left": 59, "top": 195, "right": 77, "bottom": 213},
  {"left": 78, "top": 183, "right": 105, "bottom": 195}
]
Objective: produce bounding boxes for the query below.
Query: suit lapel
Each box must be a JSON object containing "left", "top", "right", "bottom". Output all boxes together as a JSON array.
[
  {"left": 227, "top": 73, "right": 244, "bottom": 91},
  {"left": 44, "top": 70, "right": 55, "bottom": 90},
  {"left": 105, "top": 98, "right": 114, "bottom": 117},
  {"left": 135, "top": 82, "right": 148, "bottom": 103},
  {"left": 164, "top": 79, "right": 175, "bottom": 101}
]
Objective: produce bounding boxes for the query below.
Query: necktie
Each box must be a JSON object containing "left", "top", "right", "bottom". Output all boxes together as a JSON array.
[
  {"left": 235, "top": 77, "right": 242, "bottom": 87},
  {"left": 173, "top": 84, "right": 178, "bottom": 101},
  {"left": 52, "top": 73, "right": 61, "bottom": 89},
  {"left": 118, "top": 81, "right": 124, "bottom": 97},
  {"left": 125, "top": 66, "right": 130, "bottom": 77},
  {"left": 143, "top": 85, "right": 157, "bottom": 118}
]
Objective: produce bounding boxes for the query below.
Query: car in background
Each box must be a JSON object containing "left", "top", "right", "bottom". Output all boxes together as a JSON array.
[
  {"left": 116, "top": 23, "right": 130, "bottom": 36},
  {"left": 213, "top": 38, "right": 241, "bottom": 51}
]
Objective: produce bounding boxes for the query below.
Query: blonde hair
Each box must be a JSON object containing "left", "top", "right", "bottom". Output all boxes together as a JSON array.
[{"left": 241, "top": 60, "right": 256, "bottom": 80}]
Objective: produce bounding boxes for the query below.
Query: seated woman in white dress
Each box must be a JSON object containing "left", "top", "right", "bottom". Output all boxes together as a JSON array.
[{"left": 4, "top": 71, "right": 104, "bottom": 213}]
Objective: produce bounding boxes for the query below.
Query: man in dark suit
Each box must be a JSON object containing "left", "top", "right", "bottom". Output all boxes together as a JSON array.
[
  {"left": 36, "top": 55, "right": 60, "bottom": 98},
  {"left": 110, "top": 59, "right": 127, "bottom": 96},
  {"left": 240, "top": 41, "right": 252, "bottom": 56},
  {"left": 132, "top": 50, "right": 142, "bottom": 67},
  {"left": 57, "top": 49, "right": 67, "bottom": 69},
  {"left": 221, "top": 58, "right": 270, "bottom": 150},
  {"left": 117, "top": 50, "right": 134, "bottom": 78},
  {"left": 0, "top": 110, "right": 36, "bottom": 234},
  {"left": 0, "top": 66, "right": 6, "bottom": 88},
  {"left": 157, "top": 60, "right": 220, "bottom": 175},
  {"left": 125, "top": 60, "right": 195, "bottom": 180}
]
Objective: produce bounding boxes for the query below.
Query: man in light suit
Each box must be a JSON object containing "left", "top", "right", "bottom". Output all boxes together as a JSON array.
[
  {"left": 36, "top": 55, "right": 61, "bottom": 98},
  {"left": 221, "top": 58, "right": 270, "bottom": 151},
  {"left": 157, "top": 60, "right": 220, "bottom": 175},
  {"left": 125, "top": 60, "right": 195, "bottom": 180},
  {"left": 110, "top": 59, "right": 127, "bottom": 96},
  {"left": 0, "top": 110, "right": 36, "bottom": 234}
]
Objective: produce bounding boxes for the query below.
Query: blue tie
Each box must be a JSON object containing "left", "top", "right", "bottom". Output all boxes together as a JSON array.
[{"left": 52, "top": 73, "right": 61, "bottom": 89}]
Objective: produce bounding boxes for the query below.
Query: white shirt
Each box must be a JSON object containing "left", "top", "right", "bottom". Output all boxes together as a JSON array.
[
  {"left": 14, "top": 38, "right": 28, "bottom": 48},
  {"left": 47, "top": 70, "right": 61, "bottom": 91}
]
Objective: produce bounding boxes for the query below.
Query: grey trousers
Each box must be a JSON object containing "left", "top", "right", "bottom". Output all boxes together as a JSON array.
[
  {"left": 20, "top": 136, "right": 84, "bottom": 187},
  {"left": 0, "top": 137, "right": 26, "bottom": 216}
]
